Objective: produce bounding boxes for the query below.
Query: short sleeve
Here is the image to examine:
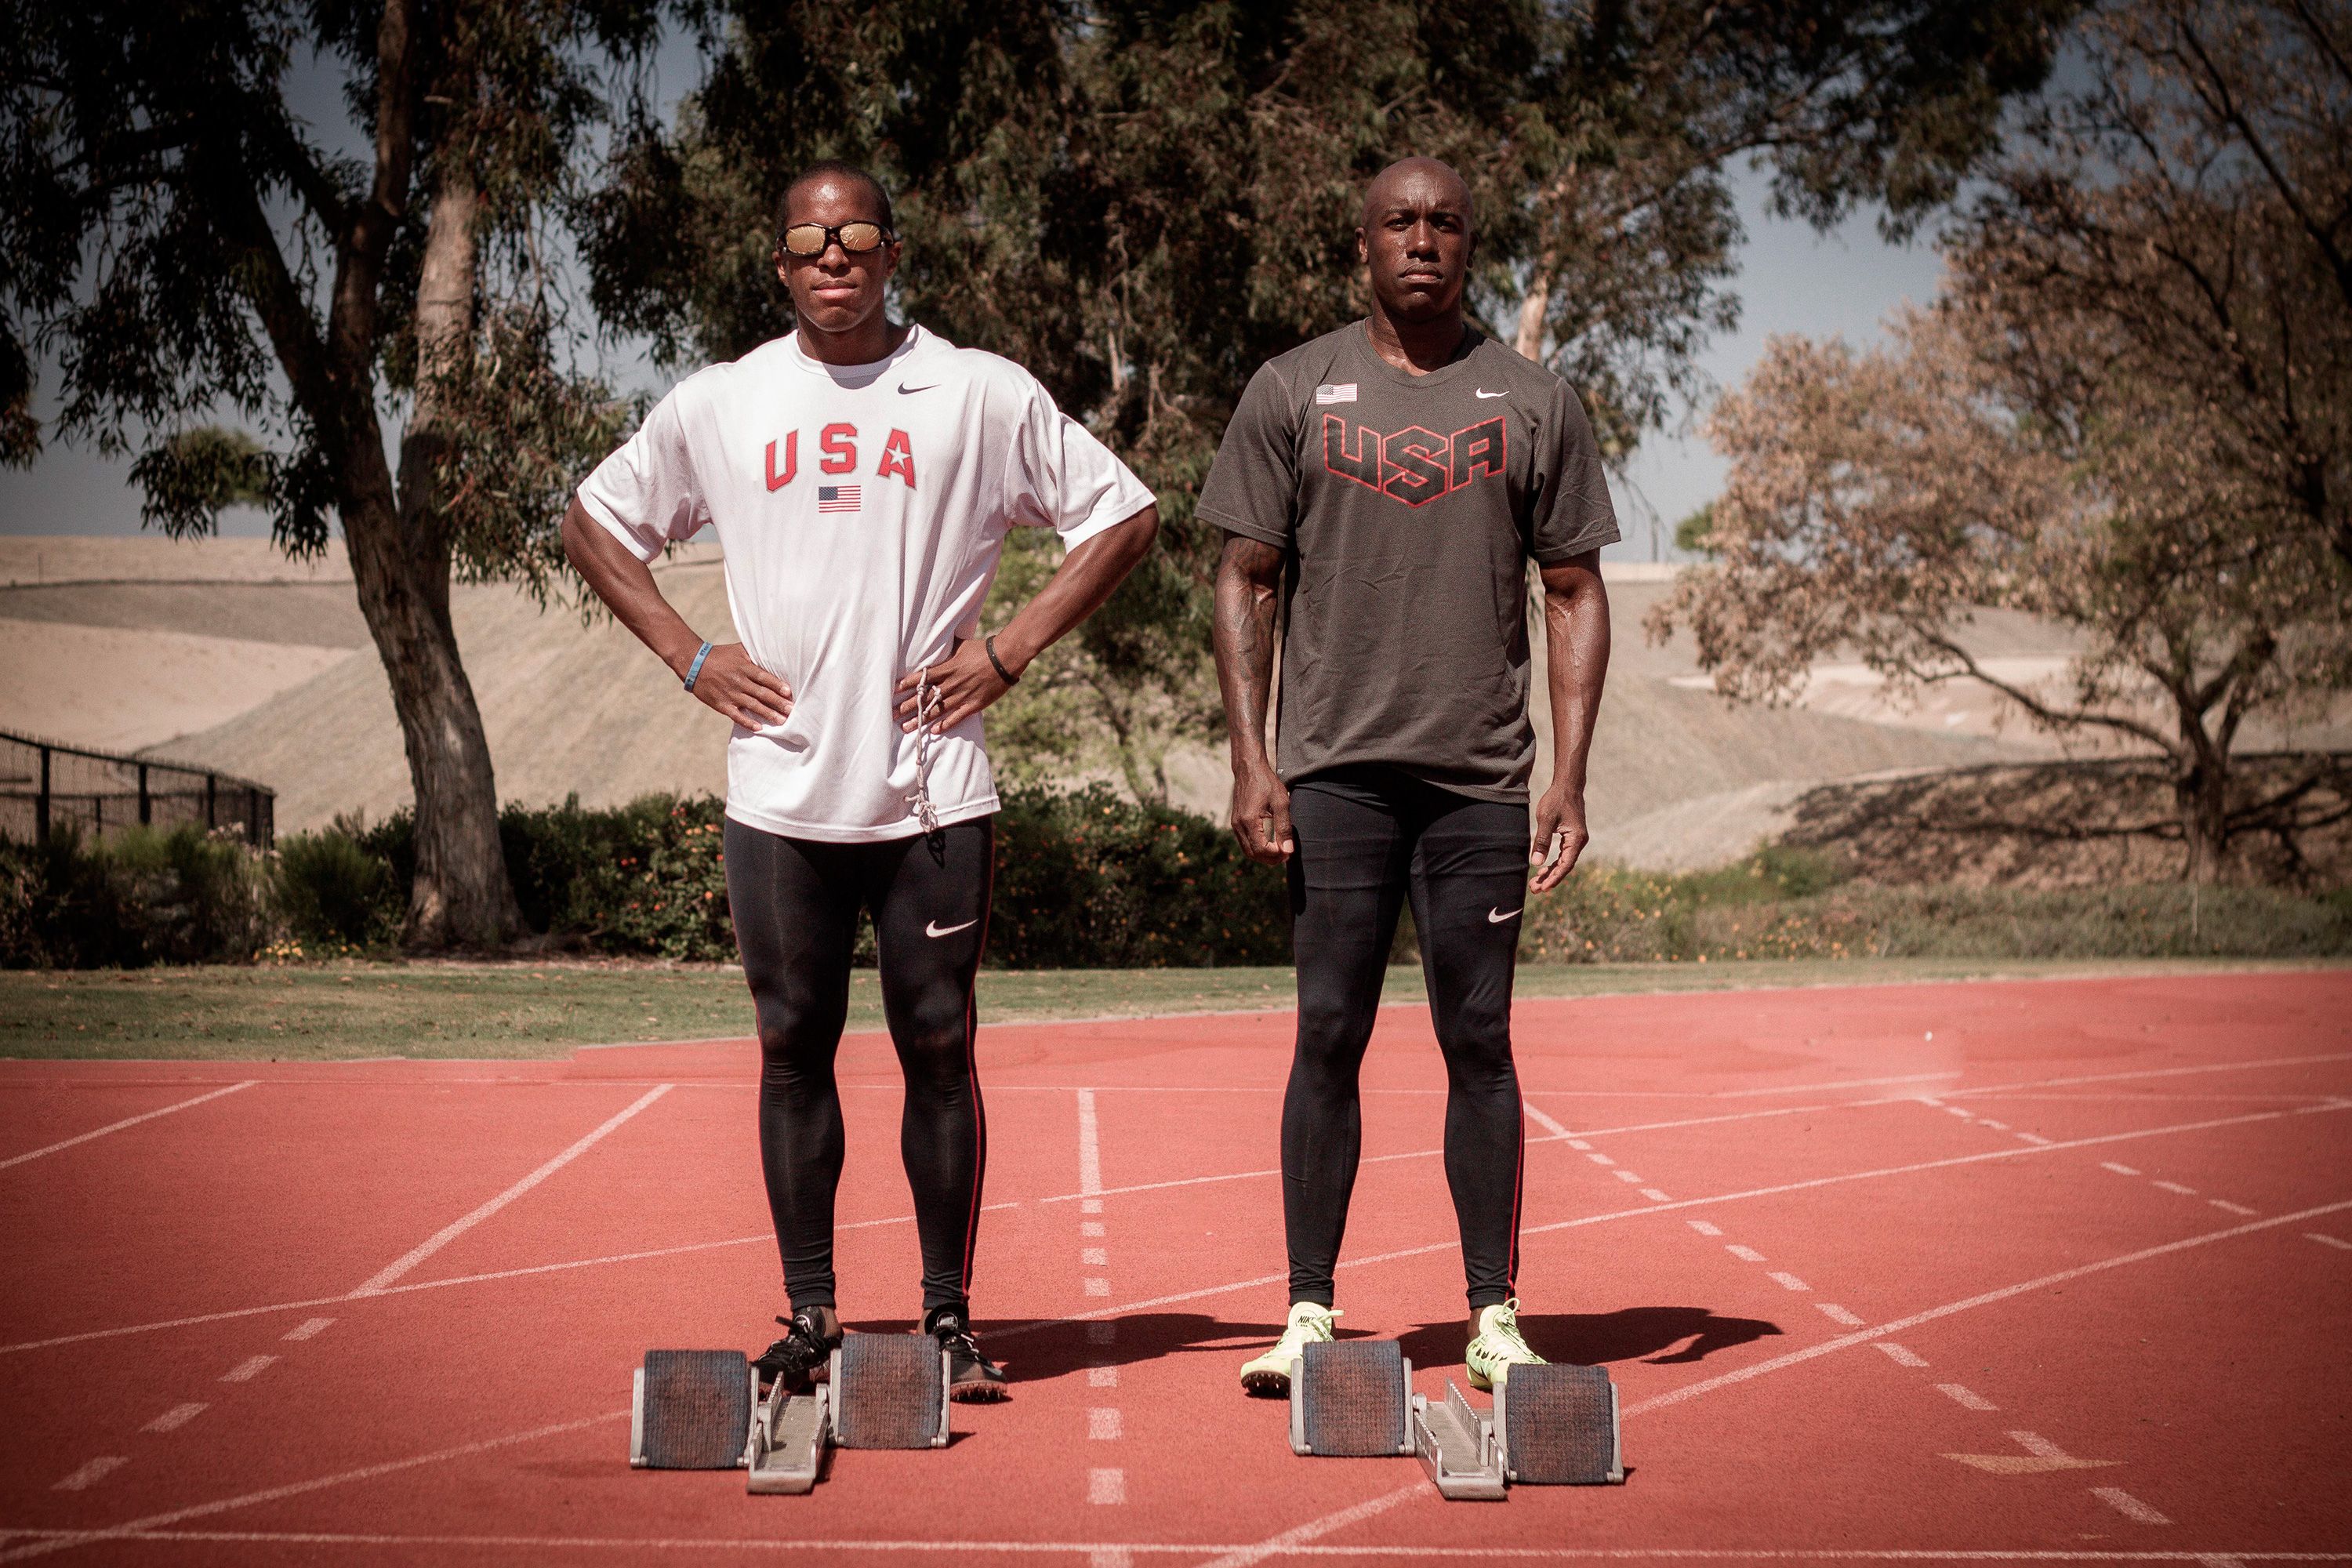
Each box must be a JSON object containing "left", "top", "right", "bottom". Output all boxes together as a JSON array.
[
  {"left": 1193, "top": 362, "right": 1297, "bottom": 548},
  {"left": 1529, "top": 381, "right": 1621, "bottom": 564},
  {"left": 575, "top": 389, "right": 708, "bottom": 563},
  {"left": 1004, "top": 379, "right": 1157, "bottom": 549}
]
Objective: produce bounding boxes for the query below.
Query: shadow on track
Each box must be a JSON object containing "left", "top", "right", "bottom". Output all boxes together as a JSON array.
[{"left": 1398, "top": 1305, "right": 1783, "bottom": 1370}]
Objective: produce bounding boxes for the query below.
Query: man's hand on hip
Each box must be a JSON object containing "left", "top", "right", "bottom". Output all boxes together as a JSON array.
[
  {"left": 1231, "top": 762, "right": 1295, "bottom": 864},
  {"left": 691, "top": 643, "right": 793, "bottom": 728},
  {"left": 896, "top": 637, "right": 1013, "bottom": 735},
  {"left": 1528, "top": 782, "right": 1588, "bottom": 894}
]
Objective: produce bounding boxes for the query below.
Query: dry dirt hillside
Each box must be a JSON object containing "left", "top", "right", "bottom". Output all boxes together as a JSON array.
[{"left": 22, "top": 535, "right": 2337, "bottom": 873}]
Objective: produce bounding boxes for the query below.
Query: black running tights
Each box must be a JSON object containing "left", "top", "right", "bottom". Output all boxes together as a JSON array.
[
  {"left": 724, "top": 816, "right": 992, "bottom": 1318},
  {"left": 1283, "top": 768, "right": 1529, "bottom": 1312}
]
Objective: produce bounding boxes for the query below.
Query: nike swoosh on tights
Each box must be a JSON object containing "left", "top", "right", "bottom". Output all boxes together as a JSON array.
[
  {"left": 1487, "top": 907, "right": 1523, "bottom": 923},
  {"left": 1475, "top": 388, "right": 1508, "bottom": 398},
  {"left": 926, "top": 918, "right": 978, "bottom": 938}
]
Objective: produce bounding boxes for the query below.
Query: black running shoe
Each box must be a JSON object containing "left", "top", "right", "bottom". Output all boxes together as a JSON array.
[
  {"left": 924, "top": 1305, "right": 1009, "bottom": 1403},
  {"left": 753, "top": 1305, "right": 840, "bottom": 1394}
]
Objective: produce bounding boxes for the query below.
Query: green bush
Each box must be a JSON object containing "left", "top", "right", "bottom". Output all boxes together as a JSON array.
[
  {"left": 273, "top": 829, "right": 397, "bottom": 949},
  {"left": 989, "top": 782, "right": 1290, "bottom": 967},
  {"left": 0, "top": 826, "right": 272, "bottom": 968}
]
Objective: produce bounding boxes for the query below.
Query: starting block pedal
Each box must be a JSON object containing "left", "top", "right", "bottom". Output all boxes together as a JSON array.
[
  {"left": 1496, "top": 1362, "right": 1623, "bottom": 1485},
  {"left": 1288, "top": 1339, "right": 1414, "bottom": 1457},
  {"left": 829, "top": 1334, "right": 952, "bottom": 1450},
  {"left": 630, "top": 1349, "right": 756, "bottom": 1470}
]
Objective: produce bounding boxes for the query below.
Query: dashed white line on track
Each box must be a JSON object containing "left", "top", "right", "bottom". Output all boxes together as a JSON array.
[
  {"left": 1587, "top": 1153, "right": 1617, "bottom": 1166},
  {"left": 1642, "top": 1189, "right": 1673, "bottom": 1202},
  {"left": 220, "top": 1355, "right": 276, "bottom": 1383},
  {"left": 1087, "top": 1468, "right": 1126, "bottom": 1504},
  {"left": 2209, "top": 1200, "right": 2257, "bottom": 1216},
  {"left": 1523, "top": 1102, "right": 1571, "bottom": 1138},
  {"left": 1726, "top": 1245, "right": 1766, "bottom": 1263},
  {"left": 2102, "top": 1163, "right": 2141, "bottom": 1176},
  {"left": 1087, "top": 1408, "right": 1123, "bottom": 1441},
  {"left": 1076, "top": 1089, "right": 1104, "bottom": 1199},
  {"left": 49, "top": 1458, "right": 124, "bottom": 1492},
  {"left": 1, "top": 1082, "right": 256, "bottom": 1171},
  {"left": 1687, "top": 1221, "right": 1723, "bottom": 1236},
  {"left": 2307, "top": 1232, "right": 2352, "bottom": 1250},
  {"left": 2092, "top": 1487, "right": 2172, "bottom": 1525},
  {"left": 1613, "top": 1170, "right": 1645, "bottom": 1183},
  {"left": 1875, "top": 1343, "right": 1928, "bottom": 1367},
  {"left": 2153, "top": 1181, "right": 2198, "bottom": 1196},
  {"left": 1088, "top": 1366, "right": 1119, "bottom": 1388},
  {"left": 140, "top": 1403, "right": 206, "bottom": 1434},
  {"left": 1081, "top": 1221, "right": 1105, "bottom": 1238},
  {"left": 1084, "top": 1278, "right": 1110, "bottom": 1297},
  {"left": 282, "top": 1317, "right": 334, "bottom": 1341},
  {"left": 1087, "top": 1322, "right": 1116, "bottom": 1345},
  {"left": 1767, "top": 1272, "right": 1809, "bottom": 1292},
  {"left": 1817, "top": 1304, "right": 1865, "bottom": 1327},
  {"left": 1083, "top": 1248, "right": 1109, "bottom": 1265},
  {"left": 1936, "top": 1384, "right": 1997, "bottom": 1410},
  {"left": 2014, "top": 1133, "right": 2053, "bottom": 1146}
]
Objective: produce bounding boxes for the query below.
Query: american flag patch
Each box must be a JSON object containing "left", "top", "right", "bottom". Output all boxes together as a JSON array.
[
  {"left": 1314, "top": 383, "right": 1358, "bottom": 405},
  {"left": 817, "top": 484, "right": 861, "bottom": 513}
]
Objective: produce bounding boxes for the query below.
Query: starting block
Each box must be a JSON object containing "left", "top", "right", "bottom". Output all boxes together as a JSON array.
[
  {"left": 631, "top": 1333, "right": 951, "bottom": 1494},
  {"left": 1287, "top": 1341, "right": 1624, "bottom": 1498}
]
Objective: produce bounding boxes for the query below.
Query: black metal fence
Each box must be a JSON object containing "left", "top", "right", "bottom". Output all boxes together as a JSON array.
[{"left": 0, "top": 731, "right": 274, "bottom": 848}]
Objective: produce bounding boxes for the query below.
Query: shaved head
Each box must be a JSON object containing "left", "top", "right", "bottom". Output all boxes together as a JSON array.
[{"left": 1359, "top": 157, "right": 1470, "bottom": 235}]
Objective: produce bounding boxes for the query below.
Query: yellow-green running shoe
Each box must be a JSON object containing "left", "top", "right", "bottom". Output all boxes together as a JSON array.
[
  {"left": 1465, "top": 1298, "right": 1546, "bottom": 1391},
  {"left": 1239, "top": 1301, "right": 1342, "bottom": 1397}
]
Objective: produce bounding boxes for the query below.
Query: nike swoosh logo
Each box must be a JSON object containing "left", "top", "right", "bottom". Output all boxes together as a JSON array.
[
  {"left": 1475, "top": 388, "right": 1508, "bottom": 399},
  {"left": 1487, "top": 907, "right": 1523, "bottom": 924},
  {"left": 898, "top": 383, "right": 938, "bottom": 394},
  {"left": 925, "top": 918, "right": 978, "bottom": 938}
]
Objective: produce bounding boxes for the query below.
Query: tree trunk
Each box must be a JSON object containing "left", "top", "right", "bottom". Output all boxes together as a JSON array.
[{"left": 2174, "top": 755, "right": 2231, "bottom": 886}]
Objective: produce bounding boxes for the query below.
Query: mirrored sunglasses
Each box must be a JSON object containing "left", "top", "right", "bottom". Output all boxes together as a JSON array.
[{"left": 780, "top": 221, "right": 893, "bottom": 257}]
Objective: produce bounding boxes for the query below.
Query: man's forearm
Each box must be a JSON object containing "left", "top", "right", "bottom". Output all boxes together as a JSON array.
[
  {"left": 1213, "top": 534, "right": 1285, "bottom": 770},
  {"left": 1541, "top": 554, "right": 1610, "bottom": 791},
  {"left": 991, "top": 507, "right": 1158, "bottom": 675},
  {"left": 561, "top": 500, "right": 704, "bottom": 677}
]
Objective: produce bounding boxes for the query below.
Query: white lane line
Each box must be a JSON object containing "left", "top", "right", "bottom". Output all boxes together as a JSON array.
[
  {"left": 1088, "top": 1366, "right": 1119, "bottom": 1388},
  {"left": 1091, "top": 1551, "right": 1133, "bottom": 1568},
  {"left": 1875, "top": 1343, "right": 1928, "bottom": 1367},
  {"left": 1642, "top": 1189, "right": 1674, "bottom": 1203},
  {"left": 1944, "top": 1106, "right": 1976, "bottom": 1118},
  {"left": 1192, "top": 1482, "right": 1421, "bottom": 1568},
  {"left": 1087, "top": 1408, "right": 1122, "bottom": 1440},
  {"left": 2307, "top": 1232, "right": 2352, "bottom": 1250},
  {"left": 1817, "top": 1304, "right": 1865, "bottom": 1327},
  {"left": 219, "top": 1355, "right": 276, "bottom": 1383},
  {"left": 1688, "top": 1221, "right": 1723, "bottom": 1236},
  {"left": 1076, "top": 1089, "right": 1103, "bottom": 1198},
  {"left": 282, "top": 1317, "right": 334, "bottom": 1341},
  {"left": 1087, "top": 1468, "right": 1125, "bottom": 1504},
  {"left": 1083, "top": 1248, "right": 1109, "bottom": 1266},
  {"left": 1081, "top": 1221, "right": 1105, "bottom": 1238},
  {"left": 2209, "top": 1200, "right": 2257, "bottom": 1216},
  {"left": 1624, "top": 1197, "right": 2352, "bottom": 1417},
  {"left": 999, "top": 1112, "right": 2352, "bottom": 1332},
  {"left": 1523, "top": 1102, "right": 1570, "bottom": 1138},
  {"left": 1084, "top": 1279, "right": 1110, "bottom": 1297},
  {"left": 1768, "top": 1272, "right": 1809, "bottom": 1292},
  {"left": 49, "top": 1458, "right": 125, "bottom": 1492},
  {"left": 141, "top": 1403, "right": 207, "bottom": 1434},
  {"left": 351, "top": 1086, "right": 672, "bottom": 1295},
  {"left": 1717, "top": 1071, "right": 1962, "bottom": 1098},
  {"left": 2103, "top": 1163, "right": 2142, "bottom": 1176},
  {"left": 1947, "top": 1050, "right": 2352, "bottom": 1100},
  {"left": 1086, "top": 1322, "right": 1116, "bottom": 1345},
  {"left": 1727, "top": 1245, "right": 1767, "bottom": 1263},
  {"left": 0, "top": 1410, "right": 628, "bottom": 1564},
  {"left": 1081, "top": 1199, "right": 1103, "bottom": 1215},
  {"left": 1587, "top": 1153, "right": 1617, "bottom": 1166},
  {"left": 1566, "top": 1139, "right": 1593, "bottom": 1150},
  {"left": 1936, "top": 1383, "right": 1997, "bottom": 1410},
  {"left": 1613, "top": 1170, "right": 1645, "bottom": 1184},
  {"left": 2014, "top": 1133, "right": 2053, "bottom": 1146},
  {"left": 2093, "top": 1487, "right": 2172, "bottom": 1525},
  {"left": 2009, "top": 1431, "right": 2077, "bottom": 1461},
  {"left": 2153, "top": 1181, "right": 2198, "bottom": 1196},
  {"left": 1977, "top": 1120, "right": 2010, "bottom": 1131},
  {"left": 0, "top": 1529, "right": 2339, "bottom": 1559},
  {"left": 1, "top": 1083, "right": 257, "bottom": 1171}
]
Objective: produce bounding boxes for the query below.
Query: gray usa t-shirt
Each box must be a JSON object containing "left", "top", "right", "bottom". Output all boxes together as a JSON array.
[{"left": 1195, "top": 321, "right": 1619, "bottom": 800}]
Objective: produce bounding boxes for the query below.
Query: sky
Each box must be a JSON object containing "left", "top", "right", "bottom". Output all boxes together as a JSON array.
[{"left": 0, "top": 60, "right": 1946, "bottom": 564}]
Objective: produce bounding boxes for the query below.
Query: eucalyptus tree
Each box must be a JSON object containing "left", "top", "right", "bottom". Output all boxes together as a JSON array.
[{"left": 0, "top": 0, "right": 653, "bottom": 946}]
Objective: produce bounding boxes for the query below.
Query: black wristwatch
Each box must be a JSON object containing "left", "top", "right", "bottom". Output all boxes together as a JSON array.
[{"left": 985, "top": 633, "right": 1020, "bottom": 685}]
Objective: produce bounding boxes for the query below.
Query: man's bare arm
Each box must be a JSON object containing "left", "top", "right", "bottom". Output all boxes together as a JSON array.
[
  {"left": 895, "top": 506, "right": 1159, "bottom": 732},
  {"left": 1212, "top": 532, "right": 1294, "bottom": 862},
  {"left": 1530, "top": 550, "right": 1609, "bottom": 893},
  {"left": 560, "top": 500, "right": 793, "bottom": 728}
]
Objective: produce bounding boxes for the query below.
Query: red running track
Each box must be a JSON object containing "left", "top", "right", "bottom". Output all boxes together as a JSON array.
[{"left": 2, "top": 968, "right": 2348, "bottom": 1565}]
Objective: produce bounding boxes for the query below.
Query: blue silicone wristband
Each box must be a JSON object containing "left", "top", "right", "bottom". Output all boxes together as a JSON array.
[{"left": 682, "top": 641, "right": 714, "bottom": 692}]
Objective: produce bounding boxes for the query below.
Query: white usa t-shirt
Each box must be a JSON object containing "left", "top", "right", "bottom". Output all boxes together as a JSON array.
[{"left": 577, "top": 325, "right": 1155, "bottom": 842}]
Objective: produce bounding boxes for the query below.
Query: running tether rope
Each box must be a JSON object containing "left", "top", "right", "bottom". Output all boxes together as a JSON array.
[{"left": 908, "top": 666, "right": 945, "bottom": 833}]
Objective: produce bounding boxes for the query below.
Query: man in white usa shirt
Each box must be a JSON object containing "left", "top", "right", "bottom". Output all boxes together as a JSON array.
[{"left": 563, "top": 161, "right": 1156, "bottom": 1401}]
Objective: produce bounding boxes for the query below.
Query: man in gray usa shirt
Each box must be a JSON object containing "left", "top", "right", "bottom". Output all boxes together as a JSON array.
[{"left": 1201, "top": 155, "right": 1617, "bottom": 1397}]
